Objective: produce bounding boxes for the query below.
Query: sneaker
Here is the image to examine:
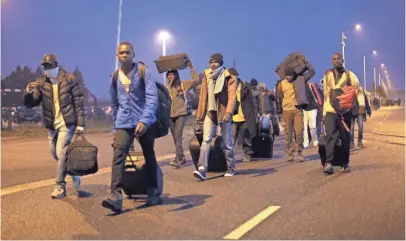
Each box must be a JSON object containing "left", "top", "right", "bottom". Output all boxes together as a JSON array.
[
  {"left": 51, "top": 185, "right": 66, "bottom": 199},
  {"left": 323, "top": 163, "right": 334, "bottom": 175},
  {"left": 224, "top": 168, "right": 236, "bottom": 177},
  {"left": 242, "top": 154, "right": 252, "bottom": 163},
  {"left": 72, "top": 176, "right": 81, "bottom": 191},
  {"left": 303, "top": 143, "right": 309, "bottom": 149},
  {"left": 193, "top": 166, "right": 207, "bottom": 181},
  {"left": 101, "top": 192, "right": 123, "bottom": 213},
  {"left": 341, "top": 164, "right": 351, "bottom": 173},
  {"left": 297, "top": 153, "right": 305, "bottom": 162},
  {"left": 287, "top": 155, "right": 294, "bottom": 162},
  {"left": 170, "top": 158, "right": 187, "bottom": 169},
  {"left": 358, "top": 141, "right": 364, "bottom": 149},
  {"left": 146, "top": 187, "right": 162, "bottom": 206}
]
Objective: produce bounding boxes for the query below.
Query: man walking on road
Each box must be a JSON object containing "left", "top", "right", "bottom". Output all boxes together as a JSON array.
[
  {"left": 102, "top": 42, "right": 160, "bottom": 212},
  {"left": 322, "top": 53, "right": 365, "bottom": 174},
  {"left": 193, "top": 53, "right": 238, "bottom": 180},
  {"left": 24, "top": 54, "right": 85, "bottom": 198},
  {"left": 275, "top": 67, "right": 306, "bottom": 162}
]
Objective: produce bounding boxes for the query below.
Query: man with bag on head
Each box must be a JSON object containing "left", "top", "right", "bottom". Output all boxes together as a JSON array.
[
  {"left": 166, "top": 60, "right": 200, "bottom": 169},
  {"left": 322, "top": 53, "right": 365, "bottom": 175},
  {"left": 193, "top": 53, "right": 238, "bottom": 180},
  {"left": 24, "top": 54, "right": 85, "bottom": 198},
  {"left": 102, "top": 42, "right": 160, "bottom": 212}
]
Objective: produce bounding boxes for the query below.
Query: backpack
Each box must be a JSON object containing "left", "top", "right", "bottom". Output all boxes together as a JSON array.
[
  {"left": 112, "top": 62, "right": 171, "bottom": 139},
  {"left": 327, "top": 70, "right": 356, "bottom": 114},
  {"left": 326, "top": 70, "right": 357, "bottom": 131}
]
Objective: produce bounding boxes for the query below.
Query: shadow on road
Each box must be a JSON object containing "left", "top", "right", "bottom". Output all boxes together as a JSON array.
[
  {"left": 237, "top": 167, "right": 278, "bottom": 177},
  {"left": 135, "top": 194, "right": 212, "bottom": 212}
]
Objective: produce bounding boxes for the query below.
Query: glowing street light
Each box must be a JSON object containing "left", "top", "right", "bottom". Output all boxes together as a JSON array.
[
  {"left": 355, "top": 24, "right": 362, "bottom": 30},
  {"left": 158, "top": 30, "right": 171, "bottom": 57},
  {"left": 157, "top": 30, "right": 171, "bottom": 83},
  {"left": 381, "top": 63, "right": 385, "bottom": 68}
]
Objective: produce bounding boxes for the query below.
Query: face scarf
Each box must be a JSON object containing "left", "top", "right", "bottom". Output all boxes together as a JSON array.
[
  {"left": 43, "top": 67, "right": 60, "bottom": 80},
  {"left": 210, "top": 66, "right": 224, "bottom": 80}
]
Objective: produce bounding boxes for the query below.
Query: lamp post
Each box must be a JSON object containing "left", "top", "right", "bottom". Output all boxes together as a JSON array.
[
  {"left": 363, "top": 50, "right": 377, "bottom": 90},
  {"left": 341, "top": 24, "right": 361, "bottom": 68},
  {"left": 114, "top": 0, "right": 123, "bottom": 71},
  {"left": 158, "top": 30, "right": 171, "bottom": 83}
]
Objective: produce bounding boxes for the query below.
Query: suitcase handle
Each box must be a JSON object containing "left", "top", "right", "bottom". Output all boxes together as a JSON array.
[
  {"left": 73, "top": 133, "right": 88, "bottom": 143},
  {"left": 127, "top": 154, "right": 143, "bottom": 171}
]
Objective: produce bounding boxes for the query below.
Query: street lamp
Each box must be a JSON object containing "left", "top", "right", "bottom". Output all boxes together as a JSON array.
[
  {"left": 341, "top": 23, "right": 362, "bottom": 68},
  {"left": 158, "top": 30, "right": 170, "bottom": 57},
  {"left": 158, "top": 30, "right": 171, "bottom": 83},
  {"left": 363, "top": 49, "right": 378, "bottom": 90},
  {"left": 114, "top": 0, "right": 123, "bottom": 71}
]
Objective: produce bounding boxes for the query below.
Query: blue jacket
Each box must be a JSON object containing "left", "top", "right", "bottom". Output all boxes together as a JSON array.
[{"left": 110, "top": 63, "right": 157, "bottom": 132}]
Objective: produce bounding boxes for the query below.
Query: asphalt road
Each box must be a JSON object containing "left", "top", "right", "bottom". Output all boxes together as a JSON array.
[{"left": 1, "top": 106, "right": 405, "bottom": 240}]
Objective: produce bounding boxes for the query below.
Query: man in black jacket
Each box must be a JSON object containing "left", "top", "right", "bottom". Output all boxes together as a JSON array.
[
  {"left": 24, "top": 54, "right": 86, "bottom": 198},
  {"left": 231, "top": 69, "right": 259, "bottom": 163}
]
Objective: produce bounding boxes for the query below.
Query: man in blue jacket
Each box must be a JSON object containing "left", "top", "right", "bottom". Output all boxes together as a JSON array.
[{"left": 102, "top": 42, "right": 159, "bottom": 213}]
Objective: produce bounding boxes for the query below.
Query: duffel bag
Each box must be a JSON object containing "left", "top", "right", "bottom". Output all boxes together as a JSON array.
[{"left": 66, "top": 134, "right": 99, "bottom": 176}]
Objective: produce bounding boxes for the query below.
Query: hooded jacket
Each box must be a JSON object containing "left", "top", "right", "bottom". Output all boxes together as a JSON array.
[{"left": 166, "top": 68, "right": 199, "bottom": 118}]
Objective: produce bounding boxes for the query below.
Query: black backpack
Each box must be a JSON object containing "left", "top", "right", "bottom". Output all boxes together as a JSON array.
[
  {"left": 112, "top": 62, "right": 171, "bottom": 138},
  {"left": 66, "top": 134, "right": 99, "bottom": 176}
]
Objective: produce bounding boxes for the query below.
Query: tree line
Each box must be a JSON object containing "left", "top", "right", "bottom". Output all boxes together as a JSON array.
[{"left": 1, "top": 65, "right": 95, "bottom": 107}]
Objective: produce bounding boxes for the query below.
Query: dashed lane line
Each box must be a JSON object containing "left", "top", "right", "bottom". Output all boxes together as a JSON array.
[{"left": 223, "top": 205, "right": 281, "bottom": 240}]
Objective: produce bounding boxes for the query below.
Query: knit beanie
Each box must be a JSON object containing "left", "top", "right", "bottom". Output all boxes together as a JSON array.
[
  {"left": 209, "top": 53, "right": 224, "bottom": 66},
  {"left": 250, "top": 78, "right": 258, "bottom": 87}
]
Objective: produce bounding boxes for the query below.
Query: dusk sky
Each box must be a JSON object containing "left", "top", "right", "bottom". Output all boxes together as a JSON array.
[{"left": 2, "top": 0, "right": 405, "bottom": 98}]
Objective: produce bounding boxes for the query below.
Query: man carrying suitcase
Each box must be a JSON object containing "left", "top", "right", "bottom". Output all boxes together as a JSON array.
[
  {"left": 275, "top": 67, "right": 305, "bottom": 162},
  {"left": 322, "top": 53, "right": 365, "bottom": 174},
  {"left": 24, "top": 54, "right": 85, "bottom": 198},
  {"left": 231, "top": 71, "right": 259, "bottom": 163},
  {"left": 102, "top": 42, "right": 160, "bottom": 212},
  {"left": 193, "top": 53, "right": 238, "bottom": 180}
]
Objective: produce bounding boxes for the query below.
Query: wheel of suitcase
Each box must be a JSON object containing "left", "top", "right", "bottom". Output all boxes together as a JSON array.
[{"left": 122, "top": 152, "right": 164, "bottom": 197}]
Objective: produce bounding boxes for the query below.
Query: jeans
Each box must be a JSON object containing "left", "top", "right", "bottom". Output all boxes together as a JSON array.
[
  {"left": 198, "top": 113, "right": 235, "bottom": 170},
  {"left": 231, "top": 121, "right": 253, "bottom": 155},
  {"left": 48, "top": 125, "right": 76, "bottom": 186},
  {"left": 350, "top": 114, "right": 364, "bottom": 144},
  {"left": 324, "top": 112, "right": 352, "bottom": 165},
  {"left": 111, "top": 126, "right": 158, "bottom": 195},
  {"left": 169, "top": 115, "right": 187, "bottom": 161},
  {"left": 303, "top": 109, "right": 318, "bottom": 145},
  {"left": 282, "top": 109, "right": 304, "bottom": 156}
]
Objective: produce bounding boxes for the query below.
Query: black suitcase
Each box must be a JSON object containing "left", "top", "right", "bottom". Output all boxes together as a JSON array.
[
  {"left": 318, "top": 134, "right": 346, "bottom": 167},
  {"left": 122, "top": 151, "right": 164, "bottom": 198},
  {"left": 154, "top": 53, "right": 190, "bottom": 74},
  {"left": 275, "top": 52, "right": 308, "bottom": 80},
  {"left": 252, "top": 133, "right": 274, "bottom": 159},
  {"left": 189, "top": 122, "right": 227, "bottom": 172}
]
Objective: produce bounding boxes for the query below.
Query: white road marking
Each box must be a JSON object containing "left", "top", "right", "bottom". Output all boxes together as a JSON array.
[
  {"left": 223, "top": 205, "right": 281, "bottom": 240},
  {"left": 1, "top": 153, "right": 180, "bottom": 197}
]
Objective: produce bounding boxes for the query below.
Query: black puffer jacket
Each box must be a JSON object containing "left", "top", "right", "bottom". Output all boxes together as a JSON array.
[{"left": 24, "top": 68, "right": 86, "bottom": 130}]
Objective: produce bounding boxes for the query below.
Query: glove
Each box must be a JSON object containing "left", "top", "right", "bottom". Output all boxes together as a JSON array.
[
  {"left": 76, "top": 126, "right": 84, "bottom": 134},
  {"left": 359, "top": 106, "right": 366, "bottom": 115},
  {"left": 223, "top": 112, "right": 232, "bottom": 123},
  {"left": 135, "top": 122, "right": 147, "bottom": 136}
]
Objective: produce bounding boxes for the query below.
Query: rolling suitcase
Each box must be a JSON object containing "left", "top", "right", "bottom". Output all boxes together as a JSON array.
[
  {"left": 122, "top": 151, "right": 164, "bottom": 198},
  {"left": 189, "top": 122, "right": 227, "bottom": 172},
  {"left": 252, "top": 133, "right": 274, "bottom": 159},
  {"left": 318, "top": 131, "right": 346, "bottom": 167},
  {"left": 252, "top": 116, "right": 275, "bottom": 159},
  {"left": 154, "top": 53, "right": 190, "bottom": 73}
]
